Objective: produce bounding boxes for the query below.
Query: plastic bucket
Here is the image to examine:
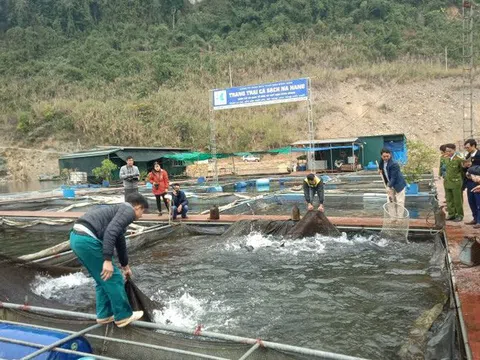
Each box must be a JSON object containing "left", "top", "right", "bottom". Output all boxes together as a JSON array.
[
  {"left": 197, "top": 176, "right": 206, "bottom": 184},
  {"left": 102, "top": 180, "right": 110, "bottom": 188},
  {"left": 62, "top": 188, "right": 75, "bottom": 199}
]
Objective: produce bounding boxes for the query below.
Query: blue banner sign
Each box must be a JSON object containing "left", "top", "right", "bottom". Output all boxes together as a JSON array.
[{"left": 212, "top": 78, "right": 309, "bottom": 110}]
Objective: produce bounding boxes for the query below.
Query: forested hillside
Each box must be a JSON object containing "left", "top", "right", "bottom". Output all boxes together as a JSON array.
[{"left": 0, "top": 0, "right": 471, "bottom": 151}]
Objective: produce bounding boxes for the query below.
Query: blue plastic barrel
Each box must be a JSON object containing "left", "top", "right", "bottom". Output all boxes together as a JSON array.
[
  {"left": 235, "top": 181, "right": 247, "bottom": 189},
  {"left": 0, "top": 323, "right": 93, "bottom": 359},
  {"left": 406, "top": 183, "right": 419, "bottom": 195},
  {"left": 256, "top": 185, "right": 270, "bottom": 192},
  {"left": 366, "top": 161, "right": 377, "bottom": 170},
  {"left": 62, "top": 188, "right": 75, "bottom": 199},
  {"left": 207, "top": 186, "right": 223, "bottom": 193},
  {"left": 256, "top": 178, "right": 270, "bottom": 186},
  {"left": 409, "top": 209, "right": 419, "bottom": 219}
]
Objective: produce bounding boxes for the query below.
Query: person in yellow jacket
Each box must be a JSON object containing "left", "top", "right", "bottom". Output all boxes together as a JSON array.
[{"left": 303, "top": 173, "right": 324, "bottom": 212}]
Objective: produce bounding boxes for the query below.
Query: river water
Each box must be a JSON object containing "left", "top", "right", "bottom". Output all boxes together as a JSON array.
[
  {"left": 0, "top": 227, "right": 446, "bottom": 359},
  {"left": 0, "top": 180, "right": 63, "bottom": 194}
]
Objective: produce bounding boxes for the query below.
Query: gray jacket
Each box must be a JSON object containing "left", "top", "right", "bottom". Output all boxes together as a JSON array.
[
  {"left": 119, "top": 165, "right": 140, "bottom": 189},
  {"left": 75, "top": 203, "right": 136, "bottom": 266}
]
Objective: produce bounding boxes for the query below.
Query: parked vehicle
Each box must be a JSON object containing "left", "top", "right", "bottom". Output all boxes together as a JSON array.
[{"left": 242, "top": 155, "right": 260, "bottom": 162}]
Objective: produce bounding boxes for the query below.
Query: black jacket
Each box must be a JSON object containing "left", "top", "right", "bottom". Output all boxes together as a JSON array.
[
  {"left": 465, "top": 151, "right": 480, "bottom": 186},
  {"left": 172, "top": 190, "right": 188, "bottom": 207},
  {"left": 74, "top": 203, "right": 135, "bottom": 266}
]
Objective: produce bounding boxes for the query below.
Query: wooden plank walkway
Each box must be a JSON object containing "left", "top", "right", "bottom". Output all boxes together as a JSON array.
[
  {"left": 0, "top": 210, "right": 435, "bottom": 229},
  {"left": 435, "top": 169, "right": 480, "bottom": 359}
]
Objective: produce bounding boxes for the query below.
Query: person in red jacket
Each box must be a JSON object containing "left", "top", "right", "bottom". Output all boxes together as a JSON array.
[{"left": 148, "top": 162, "right": 170, "bottom": 215}]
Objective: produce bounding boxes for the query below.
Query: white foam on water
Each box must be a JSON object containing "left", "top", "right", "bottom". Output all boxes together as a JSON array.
[
  {"left": 152, "top": 291, "right": 232, "bottom": 330},
  {"left": 153, "top": 292, "right": 206, "bottom": 328},
  {"left": 31, "top": 272, "right": 92, "bottom": 299},
  {"left": 245, "top": 232, "right": 276, "bottom": 248},
  {"left": 224, "top": 231, "right": 390, "bottom": 256}
]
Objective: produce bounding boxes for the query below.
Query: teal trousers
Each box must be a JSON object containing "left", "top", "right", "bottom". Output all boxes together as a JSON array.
[{"left": 69, "top": 231, "right": 132, "bottom": 321}]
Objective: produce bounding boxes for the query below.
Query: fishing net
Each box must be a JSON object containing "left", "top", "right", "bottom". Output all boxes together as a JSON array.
[
  {"left": 125, "top": 279, "right": 163, "bottom": 323},
  {"left": 379, "top": 202, "right": 410, "bottom": 241},
  {"left": 221, "top": 220, "right": 297, "bottom": 238},
  {"left": 0, "top": 253, "right": 81, "bottom": 307},
  {"left": 222, "top": 211, "right": 340, "bottom": 239},
  {"left": 0, "top": 248, "right": 311, "bottom": 359},
  {"left": 286, "top": 210, "right": 341, "bottom": 238}
]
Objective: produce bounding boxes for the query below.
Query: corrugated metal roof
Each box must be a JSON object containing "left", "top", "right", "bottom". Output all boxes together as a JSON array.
[
  {"left": 59, "top": 148, "right": 122, "bottom": 159},
  {"left": 95, "top": 146, "right": 190, "bottom": 151},
  {"left": 360, "top": 133, "right": 405, "bottom": 139},
  {"left": 291, "top": 138, "right": 359, "bottom": 146},
  {"left": 59, "top": 146, "right": 190, "bottom": 160}
]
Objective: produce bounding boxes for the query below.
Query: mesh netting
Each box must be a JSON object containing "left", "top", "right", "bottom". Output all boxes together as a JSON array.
[
  {"left": 222, "top": 211, "right": 340, "bottom": 239},
  {"left": 125, "top": 279, "right": 162, "bottom": 323},
  {"left": 0, "top": 253, "right": 81, "bottom": 309},
  {"left": 287, "top": 210, "right": 341, "bottom": 238},
  {"left": 379, "top": 202, "right": 410, "bottom": 241},
  {"left": 221, "top": 220, "right": 296, "bottom": 238}
]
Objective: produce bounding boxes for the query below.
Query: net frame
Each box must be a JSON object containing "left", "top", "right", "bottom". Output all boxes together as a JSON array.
[{"left": 379, "top": 201, "right": 410, "bottom": 241}]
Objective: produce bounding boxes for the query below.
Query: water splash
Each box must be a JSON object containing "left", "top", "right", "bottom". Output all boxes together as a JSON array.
[
  {"left": 152, "top": 292, "right": 207, "bottom": 328},
  {"left": 152, "top": 290, "right": 232, "bottom": 330},
  {"left": 224, "top": 231, "right": 389, "bottom": 255},
  {"left": 31, "top": 272, "right": 92, "bottom": 299}
]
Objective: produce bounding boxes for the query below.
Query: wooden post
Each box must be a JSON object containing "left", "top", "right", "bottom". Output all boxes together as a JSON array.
[{"left": 445, "top": 47, "right": 448, "bottom": 71}]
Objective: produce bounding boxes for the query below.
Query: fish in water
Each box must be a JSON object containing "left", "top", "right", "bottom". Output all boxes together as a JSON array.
[
  {"left": 240, "top": 244, "right": 255, "bottom": 252},
  {"left": 241, "top": 242, "right": 286, "bottom": 251}
]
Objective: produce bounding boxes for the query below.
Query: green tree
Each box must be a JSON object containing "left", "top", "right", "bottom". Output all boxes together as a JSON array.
[{"left": 92, "top": 159, "right": 118, "bottom": 181}]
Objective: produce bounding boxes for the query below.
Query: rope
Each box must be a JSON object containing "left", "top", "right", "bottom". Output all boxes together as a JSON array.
[{"left": 194, "top": 324, "right": 203, "bottom": 336}]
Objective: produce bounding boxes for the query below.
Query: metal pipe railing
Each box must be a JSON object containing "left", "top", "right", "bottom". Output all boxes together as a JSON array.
[
  {"left": 33, "top": 224, "right": 173, "bottom": 264},
  {"left": 0, "top": 320, "right": 230, "bottom": 360},
  {"left": 0, "top": 335, "right": 117, "bottom": 360},
  {"left": 21, "top": 323, "right": 102, "bottom": 360},
  {"left": 445, "top": 233, "right": 473, "bottom": 360},
  {"left": 1, "top": 302, "right": 369, "bottom": 360}
]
